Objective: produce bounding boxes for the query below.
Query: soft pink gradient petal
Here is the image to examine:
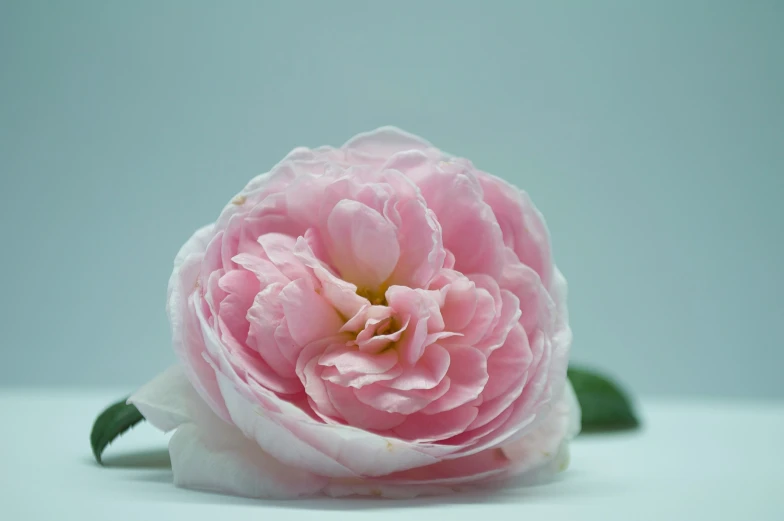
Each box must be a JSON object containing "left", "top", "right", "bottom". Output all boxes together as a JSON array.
[
  {"left": 421, "top": 345, "right": 489, "bottom": 414},
  {"left": 294, "top": 238, "right": 367, "bottom": 318},
  {"left": 482, "top": 324, "right": 533, "bottom": 402},
  {"left": 385, "top": 285, "right": 445, "bottom": 365},
  {"left": 393, "top": 404, "right": 480, "bottom": 442},
  {"left": 318, "top": 344, "right": 400, "bottom": 376},
  {"left": 387, "top": 197, "right": 445, "bottom": 288},
  {"left": 384, "top": 343, "right": 450, "bottom": 391},
  {"left": 353, "top": 373, "right": 451, "bottom": 416},
  {"left": 325, "top": 199, "right": 400, "bottom": 290},
  {"left": 324, "top": 382, "right": 408, "bottom": 431},
  {"left": 477, "top": 172, "right": 553, "bottom": 289},
  {"left": 408, "top": 164, "right": 506, "bottom": 279},
  {"left": 279, "top": 278, "right": 344, "bottom": 346}
]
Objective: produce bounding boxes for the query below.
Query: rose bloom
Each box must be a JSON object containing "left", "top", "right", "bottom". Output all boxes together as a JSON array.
[{"left": 132, "top": 127, "right": 579, "bottom": 499}]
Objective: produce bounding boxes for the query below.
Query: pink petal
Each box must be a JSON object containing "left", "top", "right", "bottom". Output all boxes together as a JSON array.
[
  {"left": 231, "top": 253, "right": 289, "bottom": 287},
  {"left": 411, "top": 167, "right": 506, "bottom": 278},
  {"left": 217, "top": 269, "right": 259, "bottom": 344},
  {"left": 279, "top": 278, "right": 344, "bottom": 346},
  {"left": 325, "top": 199, "right": 400, "bottom": 290},
  {"left": 325, "top": 383, "right": 407, "bottom": 431},
  {"left": 318, "top": 345, "right": 400, "bottom": 375},
  {"left": 257, "top": 232, "right": 312, "bottom": 282},
  {"left": 475, "top": 289, "right": 522, "bottom": 355},
  {"left": 477, "top": 172, "right": 553, "bottom": 289},
  {"left": 294, "top": 238, "right": 367, "bottom": 318},
  {"left": 422, "top": 346, "right": 489, "bottom": 414},
  {"left": 482, "top": 324, "right": 533, "bottom": 402},
  {"left": 388, "top": 198, "right": 445, "bottom": 288},
  {"left": 385, "top": 343, "right": 450, "bottom": 391},
  {"left": 353, "top": 376, "right": 451, "bottom": 415},
  {"left": 321, "top": 363, "right": 404, "bottom": 389},
  {"left": 300, "top": 357, "right": 341, "bottom": 419},
  {"left": 386, "top": 286, "right": 443, "bottom": 365},
  {"left": 247, "top": 283, "right": 297, "bottom": 377},
  {"left": 354, "top": 315, "right": 408, "bottom": 354},
  {"left": 440, "top": 276, "right": 478, "bottom": 332},
  {"left": 393, "top": 404, "right": 479, "bottom": 442},
  {"left": 499, "top": 254, "right": 554, "bottom": 335},
  {"left": 340, "top": 304, "right": 393, "bottom": 333}
]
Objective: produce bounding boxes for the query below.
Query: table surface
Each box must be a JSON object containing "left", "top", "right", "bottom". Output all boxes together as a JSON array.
[{"left": 2, "top": 390, "right": 782, "bottom": 520}]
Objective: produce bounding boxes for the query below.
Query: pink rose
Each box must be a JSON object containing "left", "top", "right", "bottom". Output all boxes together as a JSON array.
[{"left": 131, "top": 127, "right": 579, "bottom": 499}]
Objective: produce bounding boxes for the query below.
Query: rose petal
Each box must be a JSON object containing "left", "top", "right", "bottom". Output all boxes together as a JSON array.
[
  {"left": 324, "top": 383, "right": 407, "bottom": 431},
  {"left": 280, "top": 278, "right": 344, "bottom": 346},
  {"left": 422, "top": 346, "right": 489, "bottom": 414},
  {"left": 393, "top": 404, "right": 479, "bottom": 442},
  {"left": 342, "top": 126, "right": 434, "bottom": 157},
  {"left": 318, "top": 345, "right": 399, "bottom": 376},
  {"left": 325, "top": 200, "right": 400, "bottom": 290},
  {"left": 385, "top": 343, "right": 450, "bottom": 391},
  {"left": 170, "top": 423, "right": 327, "bottom": 499},
  {"left": 353, "top": 376, "right": 451, "bottom": 415},
  {"left": 294, "top": 238, "right": 367, "bottom": 318},
  {"left": 128, "top": 365, "right": 194, "bottom": 432},
  {"left": 388, "top": 198, "right": 445, "bottom": 288}
]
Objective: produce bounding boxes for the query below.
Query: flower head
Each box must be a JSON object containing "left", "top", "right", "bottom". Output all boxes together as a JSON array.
[{"left": 131, "top": 127, "right": 579, "bottom": 498}]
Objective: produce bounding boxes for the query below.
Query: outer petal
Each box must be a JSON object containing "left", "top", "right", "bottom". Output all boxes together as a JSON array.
[
  {"left": 476, "top": 171, "right": 553, "bottom": 288},
  {"left": 501, "top": 380, "right": 581, "bottom": 474},
  {"left": 131, "top": 365, "right": 328, "bottom": 498},
  {"left": 131, "top": 366, "right": 578, "bottom": 500},
  {"left": 173, "top": 224, "right": 215, "bottom": 270},
  {"left": 170, "top": 423, "right": 327, "bottom": 499},
  {"left": 342, "top": 126, "right": 434, "bottom": 158},
  {"left": 167, "top": 229, "right": 231, "bottom": 423},
  {"left": 128, "top": 365, "right": 195, "bottom": 432}
]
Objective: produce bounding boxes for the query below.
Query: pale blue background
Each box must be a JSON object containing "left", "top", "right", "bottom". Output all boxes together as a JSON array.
[{"left": 1, "top": 1, "right": 782, "bottom": 397}]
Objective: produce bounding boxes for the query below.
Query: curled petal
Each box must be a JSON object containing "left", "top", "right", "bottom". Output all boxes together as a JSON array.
[
  {"left": 325, "top": 200, "right": 400, "bottom": 289},
  {"left": 422, "top": 346, "right": 489, "bottom": 414}
]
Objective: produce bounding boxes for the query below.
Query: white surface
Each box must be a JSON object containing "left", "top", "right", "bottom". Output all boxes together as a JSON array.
[{"left": 2, "top": 390, "right": 782, "bottom": 520}]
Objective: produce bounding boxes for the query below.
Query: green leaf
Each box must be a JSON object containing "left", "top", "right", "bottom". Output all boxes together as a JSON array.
[
  {"left": 90, "top": 397, "right": 145, "bottom": 464},
  {"left": 568, "top": 366, "right": 640, "bottom": 433}
]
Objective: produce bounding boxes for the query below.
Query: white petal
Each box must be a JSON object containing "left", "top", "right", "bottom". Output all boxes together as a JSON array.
[
  {"left": 341, "top": 126, "right": 433, "bottom": 156},
  {"left": 172, "top": 224, "right": 215, "bottom": 270},
  {"left": 214, "top": 371, "right": 360, "bottom": 478},
  {"left": 500, "top": 380, "right": 581, "bottom": 475},
  {"left": 169, "top": 423, "right": 327, "bottom": 499},
  {"left": 128, "top": 365, "right": 199, "bottom": 432}
]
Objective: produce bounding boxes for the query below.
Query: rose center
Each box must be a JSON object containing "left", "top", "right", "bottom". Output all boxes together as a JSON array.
[
  {"left": 374, "top": 316, "right": 394, "bottom": 336},
  {"left": 356, "top": 287, "right": 388, "bottom": 307}
]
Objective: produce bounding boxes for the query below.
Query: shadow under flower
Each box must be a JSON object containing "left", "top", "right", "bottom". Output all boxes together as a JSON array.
[{"left": 99, "top": 448, "right": 172, "bottom": 469}]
